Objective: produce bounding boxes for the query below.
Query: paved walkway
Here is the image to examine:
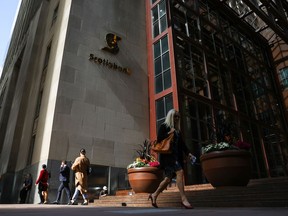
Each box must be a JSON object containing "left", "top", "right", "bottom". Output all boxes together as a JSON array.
[{"left": 0, "top": 204, "right": 288, "bottom": 216}]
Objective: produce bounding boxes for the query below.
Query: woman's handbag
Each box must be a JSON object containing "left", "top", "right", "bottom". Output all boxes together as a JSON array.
[{"left": 151, "top": 133, "right": 174, "bottom": 154}]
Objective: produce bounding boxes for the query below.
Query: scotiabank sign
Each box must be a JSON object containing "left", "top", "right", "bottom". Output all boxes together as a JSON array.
[
  {"left": 89, "top": 54, "right": 131, "bottom": 75},
  {"left": 89, "top": 33, "right": 131, "bottom": 75}
]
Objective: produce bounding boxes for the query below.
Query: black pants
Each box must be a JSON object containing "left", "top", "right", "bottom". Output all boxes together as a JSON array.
[
  {"left": 55, "top": 181, "right": 71, "bottom": 203},
  {"left": 38, "top": 183, "right": 45, "bottom": 203},
  {"left": 19, "top": 188, "right": 29, "bottom": 203}
]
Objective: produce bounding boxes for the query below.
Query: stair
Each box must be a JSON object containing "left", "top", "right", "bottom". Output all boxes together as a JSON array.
[{"left": 91, "top": 177, "right": 288, "bottom": 208}]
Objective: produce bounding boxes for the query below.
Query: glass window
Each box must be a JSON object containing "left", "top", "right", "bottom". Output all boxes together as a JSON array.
[
  {"left": 87, "top": 165, "right": 109, "bottom": 191},
  {"left": 162, "top": 53, "right": 170, "bottom": 71},
  {"left": 152, "top": 7, "right": 158, "bottom": 23},
  {"left": 154, "top": 58, "right": 162, "bottom": 76},
  {"left": 168, "top": 0, "right": 288, "bottom": 180},
  {"left": 163, "top": 69, "right": 172, "bottom": 89},
  {"left": 155, "top": 75, "right": 163, "bottom": 93},
  {"left": 151, "top": 1, "right": 167, "bottom": 38},
  {"left": 159, "top": 1, "right": 166, "bottom": 17},
  {"left": 174, "top": 36, "right": 209, "bottom": 98},
  {"left": 156, "top": 94, "right": 173, "bottom": 131},
  {"left": 154, "top": 41, "right": 161, "bottom": 58},
  {"left": 251, "top": 81, "right": 265, "bottom": 97},
  {"left": 156, "top": 99, "right": 165, "bottom": 119},
  {"left": 160, "top": 16, "right": 167, "bottom": 35},
  {"left": 153, "top": 23, "right": 160, "bottom": 38},
  {"left": 279, "top": 67, "right": 288, "bottom": 89},
  {"left": 153, "top": 35, "right": 171, "bottom": 94},
  {"left": 161, "top": 36, "right": 168, "bottom": 53}
]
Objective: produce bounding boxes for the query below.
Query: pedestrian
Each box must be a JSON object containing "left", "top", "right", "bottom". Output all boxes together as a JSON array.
[
  {"left": 148, "top": 109, "right": 195, "bottom": 209},
  {"left": 99, "top": 186, "right": 108, "bottom": 197},
  {"left": 19, "top": 173, "right": 33, "bottom": 203},
  {"left": 69, "top": 148, "right": 90, "bottom": 205},
  {"left": 35, "top": 164, "right": 50, "bottom": 204},
  {"left": 52, "top": 160, "right": 71, "bottom": 204}
]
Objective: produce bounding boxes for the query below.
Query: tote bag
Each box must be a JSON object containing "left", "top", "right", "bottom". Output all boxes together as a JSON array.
[{"left": 152, "top": 133, "right": 174, "bottom": 154}]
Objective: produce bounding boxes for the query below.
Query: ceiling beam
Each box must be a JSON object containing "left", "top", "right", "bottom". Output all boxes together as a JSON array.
[
  {"left": 280, "top": 0, "right": 288, "bottom": 14},
  {"left": 241, "top": 0, "right": 288, "bottom": 44},
  {"left": 210, "top": 0, "right": 267, "bottom": 44},
  {"left": 260, "top": 0, "right": 288, "bottom": 30}
]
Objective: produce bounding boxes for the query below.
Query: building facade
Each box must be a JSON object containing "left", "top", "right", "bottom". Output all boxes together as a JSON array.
[
  {"left": 0, "top": 0, "right": 148, "bottom": 203},
  {"left": 0, "top": 0, "right": 287, "bottom": 204},
  {"left": 146, "top": 0, "right": 288, "bottom": 184}
]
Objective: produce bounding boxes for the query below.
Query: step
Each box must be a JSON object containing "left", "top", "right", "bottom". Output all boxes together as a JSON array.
[{"left": 91, "top": 177, "right": 288, "bottom": 208}]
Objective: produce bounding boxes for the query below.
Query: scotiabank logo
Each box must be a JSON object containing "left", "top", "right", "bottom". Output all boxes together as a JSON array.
[
  {"left": 89, "top": 54, "right": 131, "bottom": 75},
  {"left": 102, "top": 33, "right": 122, "bottom": 54},
  {"left": 89, "top": 33, "right": 131, "bottom": 75}
]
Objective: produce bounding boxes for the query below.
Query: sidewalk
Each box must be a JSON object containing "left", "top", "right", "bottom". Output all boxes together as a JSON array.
[{"left": 0, "top": 204, "right": 288, "bottom": 216}]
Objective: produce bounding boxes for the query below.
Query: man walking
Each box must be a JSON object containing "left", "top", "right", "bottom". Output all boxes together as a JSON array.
[{"left": 53, "top": 160, "right": 71, "bottom": 204}]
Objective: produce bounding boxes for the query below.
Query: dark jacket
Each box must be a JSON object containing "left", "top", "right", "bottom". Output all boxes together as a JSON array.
[
  {"left": 59, "top": 165, "right": 70, "bottom": 182},
  {"left": 23, "top": 176, "right": 32, "bottom": 190},
  {"left": 157, "top": 123, "right": 189, "bottom": 169}
]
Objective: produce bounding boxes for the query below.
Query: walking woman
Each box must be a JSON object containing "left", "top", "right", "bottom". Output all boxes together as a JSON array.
[
  {"left": 69, "top": 148, "right": 90, "bottom": 205},
  {"left": 148, "top": 109, "right": 195, "bottom": 209}
]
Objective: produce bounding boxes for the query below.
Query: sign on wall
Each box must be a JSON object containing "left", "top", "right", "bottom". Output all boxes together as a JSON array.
[{"left": 89, "top": 33, "right": 131, "bottom": 75}]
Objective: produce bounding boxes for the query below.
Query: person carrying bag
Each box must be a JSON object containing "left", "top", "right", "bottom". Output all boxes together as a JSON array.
[{"left": 148, "top": 109, "right": 195, "bottom": 209}]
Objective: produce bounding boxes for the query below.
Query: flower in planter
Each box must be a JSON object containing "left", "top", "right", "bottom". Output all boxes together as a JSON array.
[
  {"left": 202, "top": 112, "right": 251, "bottom": 154},
  {"left": 202, "top": 140, "right": 251, "bottom": 154},
  {"left": 127, "top": 139, "right": 160, "bottom": 169},
  {"left": 234, "top": 140, "right": 251, "bottom": 150}
]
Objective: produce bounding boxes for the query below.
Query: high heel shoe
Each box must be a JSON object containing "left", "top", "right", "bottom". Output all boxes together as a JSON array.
[
  {"left": 181, "top": 202, "right": 194, "bottom": 209},
  {"left": 148, "top": 194, "right": 158, "bottom": 208}
]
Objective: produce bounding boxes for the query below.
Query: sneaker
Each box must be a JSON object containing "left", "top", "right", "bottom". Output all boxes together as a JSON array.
[
  {"left": 81, "top": 200, "right": 88, "bottom": 205},
  {"left": 52, "top": 201, "right": 59, "bottom": 204},
  {"left": 43, "top": 201, "right": 48, "bottom": 204},
  {"left": 68, "top": 200, "right": 78, "bottom": 205}
]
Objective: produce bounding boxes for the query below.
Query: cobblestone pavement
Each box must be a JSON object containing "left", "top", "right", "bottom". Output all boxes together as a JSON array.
[{"left": 0, "top": 204, "right": 288, "bottom": 216}]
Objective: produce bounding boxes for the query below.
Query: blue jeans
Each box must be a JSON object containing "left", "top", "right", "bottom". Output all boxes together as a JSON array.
[
  {"left": 71, "top": 188, "right": 87, "bottom": 201},
  {"left": 56, "top": 181, "right": 71, "bottom": 202}
]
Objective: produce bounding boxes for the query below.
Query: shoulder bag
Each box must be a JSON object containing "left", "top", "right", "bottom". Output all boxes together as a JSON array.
[{"left": 151, "top": 133, "right": 174, "bottom": 154}]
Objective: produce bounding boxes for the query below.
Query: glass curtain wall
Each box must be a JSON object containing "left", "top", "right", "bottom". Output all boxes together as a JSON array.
[
  {"left": 170, "top": 0, "right": 288, "bottom": 181},
  {"left": 151, "top": 0, "right": 175, "bottom": 132}
]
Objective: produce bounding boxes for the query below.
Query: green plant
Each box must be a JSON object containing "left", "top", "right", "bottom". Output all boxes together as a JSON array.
[
  {"left": 127, "top": 139, "right": 160, "bottom": 169},
  {"left": 202, "top": 111, "right": 251, "bottom": 154}
]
